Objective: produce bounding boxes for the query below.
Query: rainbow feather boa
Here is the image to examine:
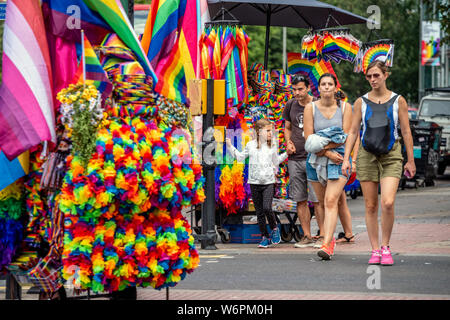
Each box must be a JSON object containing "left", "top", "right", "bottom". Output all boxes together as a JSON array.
[{"left": 0, "top": 181, "right": 24, "bottom": 270}]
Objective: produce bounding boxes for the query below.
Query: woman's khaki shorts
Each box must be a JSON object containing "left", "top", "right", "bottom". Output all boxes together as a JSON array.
[{"left": 356, "top": 141, "right": 404, "bottom": 182}]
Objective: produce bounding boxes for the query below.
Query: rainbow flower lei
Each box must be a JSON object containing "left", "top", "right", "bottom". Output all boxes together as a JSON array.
[{"left": 59, "top": 73, "right": 205, "bottom": 292}]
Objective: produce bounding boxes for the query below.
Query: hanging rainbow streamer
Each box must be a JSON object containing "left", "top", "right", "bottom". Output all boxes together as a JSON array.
[{"left": 199, "top": 25, "right": 250, "bottom": 105}]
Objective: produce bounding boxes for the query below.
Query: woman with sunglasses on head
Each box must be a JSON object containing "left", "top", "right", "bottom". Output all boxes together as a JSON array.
[
  {"left": 341, "top": 60, "right": 416, "bottom": 266},
  {"left": 303, "top": 73, "right": 353, "bottom": 260}
]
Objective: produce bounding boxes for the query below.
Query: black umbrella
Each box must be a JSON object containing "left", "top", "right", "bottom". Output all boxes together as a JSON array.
[{"left": 207, "top": 0, "right": 370, "bottom": 68}]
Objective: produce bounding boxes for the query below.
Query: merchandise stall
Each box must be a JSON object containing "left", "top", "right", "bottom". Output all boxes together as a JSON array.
[
  {"left": 193, "top": 2, "right": 399, "bottom": 244},
  {"left": 0, "top": 0, "right": 402, "bottom": 300},
  {"left": 1, "top": 0, "right": 205, "bottom": 300}
]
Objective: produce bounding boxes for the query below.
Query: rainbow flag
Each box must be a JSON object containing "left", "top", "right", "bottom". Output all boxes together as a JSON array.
[
  {"left": 179, "top": 0, "right": 200, "bottom": 83},
  {"left": 0, "top": 150, "right": 29, "bottom": 192},
  {"left": 42, "top": 0, "right": 113, "bottom": 45},
  {"left": 84, "top": 0, "right": 157, "bottom": 83},
  {"left": 421, "top": 39, "right": 440, "bottom": 66},
  {"left": 142, "top": 0, "right": 199, "bottom": 104},
  {"left": 42, "top": 0, "right": 157, "bottom": 84},
  {"left": 287, "top": 52, "right": 340, "bottom": 98},
  {"left": 73, "top": 34, "right": 113, "bottom": 102},
  {"left": 0, "top": 0, "right": 56, "bottom": 161}
]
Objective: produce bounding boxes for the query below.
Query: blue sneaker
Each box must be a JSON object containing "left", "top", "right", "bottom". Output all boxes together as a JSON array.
[
  {"left": 271, "top": 228, "right": 281, "bottom": 245},
  {"left": 258, "top": 236, "right": 271, "bottom": 248}
]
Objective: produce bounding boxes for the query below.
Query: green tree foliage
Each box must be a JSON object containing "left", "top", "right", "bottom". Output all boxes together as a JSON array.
[
  {"left": 245, "top": 0, "right": 420, "bottom": 103},
  {"left": 422, "top": 0, "right": 450, "bottom": 45},
  {"left": 0, "top": 0, "right": 423, "bottom": 103}
]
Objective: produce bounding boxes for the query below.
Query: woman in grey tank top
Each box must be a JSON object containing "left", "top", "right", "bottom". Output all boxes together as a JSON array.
[{"left": 303, "top": 73, "right": 353, "bottom": 260}]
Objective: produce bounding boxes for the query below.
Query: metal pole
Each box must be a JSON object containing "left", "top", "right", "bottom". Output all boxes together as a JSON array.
[
  {"left": 120, "top": 0, "right": 134, "bottom": 27},
  {"left": 201, "top": 79, "right": 217, "bottom": 250},
  {"left": 264, "top": 5, "right": 272, "bottom": 70},
  {"left": 282, "top": 27, "right": 287, "bottom": 73},
  {"left": 5, "top": 272, "right": 21, "bottom": 300},
  {"left": 419, "top": 0, "right": 424, "bottom": 101},
  {"left": 128, "top": 0, "right": 134, "bottom": 28}
]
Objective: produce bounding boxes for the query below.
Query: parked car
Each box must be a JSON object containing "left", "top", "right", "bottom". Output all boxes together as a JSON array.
[
  {"left": 134, "top": 4, "right": 150, "bottom": 35},
  {"left": 417, "top": 87, "right": 450, "bottom": 174}
]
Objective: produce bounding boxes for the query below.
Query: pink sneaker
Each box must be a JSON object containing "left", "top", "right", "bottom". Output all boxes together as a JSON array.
[
  {"left": 368, "top": 249, "right": 382, "bottom": 265},
  {"left": 381, "top": 246, "right": 394, "bottom": 266}
]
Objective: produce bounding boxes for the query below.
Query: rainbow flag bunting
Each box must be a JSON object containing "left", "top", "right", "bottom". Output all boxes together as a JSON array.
[
  {"left": 301, "top": 31, "right": 360, "bottom": 64},
  {"left": 287, "top": 52, "right": 340, "bottom": 98},
  {"left": 0, "top": 0, "right": 56, "bottom": 161}
]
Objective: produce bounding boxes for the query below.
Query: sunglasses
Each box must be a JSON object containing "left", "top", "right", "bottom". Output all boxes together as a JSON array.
[
  {"left": 365, "top": 73, "right": 382, "bottom": 80},
  {"left": 294, "top": 75, "right": 306, "bottom": 81}
]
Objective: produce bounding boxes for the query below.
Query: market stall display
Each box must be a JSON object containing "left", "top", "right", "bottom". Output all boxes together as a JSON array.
[
  {"left": 57, "top": 35, "right": 205, "bottom": 293},
  {"left": 0, "top": 0, "right": 206, "bottom": 299},
  {"left": 200, "top": 23, "right": 250, "bottom": 107},
  {"left": 0, "top": 0, "right": 391, "bottom": 297}
]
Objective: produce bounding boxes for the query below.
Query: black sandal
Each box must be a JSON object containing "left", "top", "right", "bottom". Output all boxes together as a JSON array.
[{"left": 336, "top": 232, "right": 355, "bottom": 243}]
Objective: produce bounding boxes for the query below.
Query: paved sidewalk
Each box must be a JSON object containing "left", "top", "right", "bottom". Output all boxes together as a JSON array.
[
  {"left": 137, "top": 288, "right": 450, "bottom": 300},
  {"left": 197, "top": 223, "right": 450, "bottom": 256},
  {"left": 135, "top": 222, "right": 450, "bottom": 301}
]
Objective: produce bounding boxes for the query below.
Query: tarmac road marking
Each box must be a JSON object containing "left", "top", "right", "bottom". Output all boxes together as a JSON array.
[{"left": 199, "top": 255, "right": 234, "bottom": 259}]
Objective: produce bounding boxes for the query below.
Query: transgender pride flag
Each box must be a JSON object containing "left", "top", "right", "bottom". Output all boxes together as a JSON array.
[{"left": 0, "top": 0, "right": 56, "bottom": 161}]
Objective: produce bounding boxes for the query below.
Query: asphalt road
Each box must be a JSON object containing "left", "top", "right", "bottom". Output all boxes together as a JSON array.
[
  {"left": 174, "top": 253, "right": 450, "bottom": 296},
  {"left": 346, "top": 169, "right": 450, "bottom": 221},
  {"left": 2, "top": 172, "right": 450, "bottom": 300},
  {"left": 173, "top": 171, "right": 450, "bottom": 298}
]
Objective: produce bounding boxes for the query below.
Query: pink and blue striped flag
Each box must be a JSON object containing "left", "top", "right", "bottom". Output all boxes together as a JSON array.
[{"left": 0, "top": 0, "right": 56, "bottom": 161}]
